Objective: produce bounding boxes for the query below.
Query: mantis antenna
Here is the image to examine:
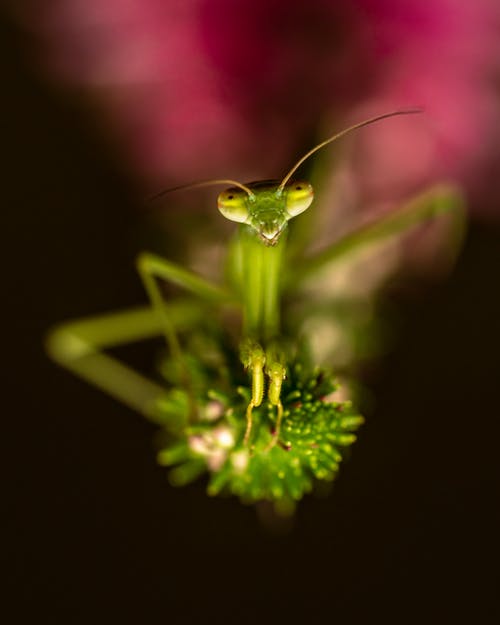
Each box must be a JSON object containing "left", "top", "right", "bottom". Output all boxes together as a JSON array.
[
  {"left": 277, "top": 108, "right": 424, "bottom": 193},
  {"left": 149, "top": 178, "right": 255, "bottom": 202},
  {"left": 150, "top": 109, "right": 422, "bottom": 202}
]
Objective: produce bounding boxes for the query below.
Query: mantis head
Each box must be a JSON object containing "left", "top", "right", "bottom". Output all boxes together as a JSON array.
[{"left": 217, "top": 179, "right": 314, "bottom": 245}]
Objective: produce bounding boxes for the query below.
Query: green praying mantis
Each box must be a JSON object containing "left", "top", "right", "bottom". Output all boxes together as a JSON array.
[{"left": 46, "top": 110, "right": 464, "bottom": 505}]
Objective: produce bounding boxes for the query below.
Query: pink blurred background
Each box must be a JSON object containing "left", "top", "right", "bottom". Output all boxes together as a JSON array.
[{"left": 10, "top": 0, "right": 500, "bottom": 216}]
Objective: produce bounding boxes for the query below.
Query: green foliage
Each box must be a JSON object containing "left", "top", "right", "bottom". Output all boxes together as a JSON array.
[{"left": 156, "top": 347, "right": 364, "bottom": 505}]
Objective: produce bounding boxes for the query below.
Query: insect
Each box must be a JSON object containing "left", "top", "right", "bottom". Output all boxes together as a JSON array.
[{"left": 46, "top": 110, "right": 461, "bottom": 506}]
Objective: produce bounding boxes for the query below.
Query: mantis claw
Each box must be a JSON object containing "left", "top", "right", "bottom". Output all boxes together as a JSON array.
[
  {"left": 264, "top": 401, "right": 284, "bottom": 452},
  {"left": 244, "top": 400, "right": 257, "bottom": 447},
  {"left": 240, "top": 340, "right": 266, "bottom": 447}
]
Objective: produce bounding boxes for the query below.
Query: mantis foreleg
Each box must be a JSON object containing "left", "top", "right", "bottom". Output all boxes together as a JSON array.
[
  {"left": 236, "top": 227, "right": 288, "bottom": 448},
  {"left": 264, "top": 345, "right": 286, "bottom": 450},
  {"left": 240, "top": 339, "right": 266, "bottom": 446},
  {"left": 240, "top": 339, "right": 287, "bottom": 449}
]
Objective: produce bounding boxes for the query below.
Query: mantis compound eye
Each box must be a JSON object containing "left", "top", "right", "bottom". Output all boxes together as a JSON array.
[
  {"left": 217, "top": 188, "right": 250, "bottom": 223},
  {"left": 284, "top": 181, "right": 314, "bottom": 218}
]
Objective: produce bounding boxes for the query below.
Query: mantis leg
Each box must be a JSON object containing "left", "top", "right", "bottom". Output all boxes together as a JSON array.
[
  {"left": 46, "top": 304, "right": 193, "bottom": 423},
  {"left": 288, "top": 184, "right": 465, "bottom": 287},
  {"left": 47, "top": 253, "right": 233, "bottom": 423},
  {"left": 264, "top": 345, "right": 286, "bottom": 451},
  {"left": 239, "top": 339, "right": 287, "bottom": 450},
  {"left": 135, "top": 252, "right": 233, "bottom": 357},
  {"left": 136, "top": 252, "right": 234, "bottom": 421},
  {"left": 240, "top": 339, "right": 266, "bottom": 447}
]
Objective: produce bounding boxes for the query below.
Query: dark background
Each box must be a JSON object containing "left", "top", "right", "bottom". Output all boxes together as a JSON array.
[{"left": 4, "top": 16, "right": 499, "bottom": 625}]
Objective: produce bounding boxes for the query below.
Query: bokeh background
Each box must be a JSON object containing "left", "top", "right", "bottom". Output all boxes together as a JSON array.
[{"left": 4, "top": 2, "right": 500, "bottom": 623}]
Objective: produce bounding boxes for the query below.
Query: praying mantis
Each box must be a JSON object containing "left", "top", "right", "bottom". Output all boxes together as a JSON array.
[{"left": 46, "top": 110, "right": 463, "bottom": 504}]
